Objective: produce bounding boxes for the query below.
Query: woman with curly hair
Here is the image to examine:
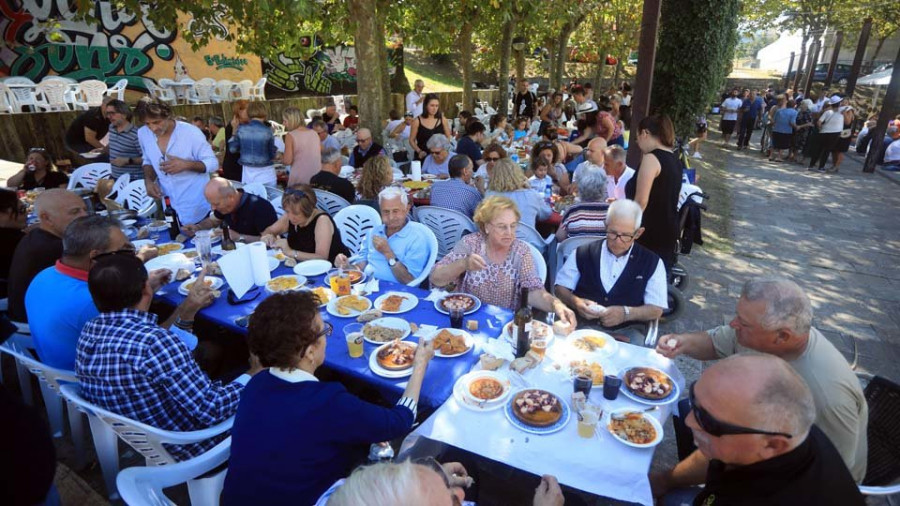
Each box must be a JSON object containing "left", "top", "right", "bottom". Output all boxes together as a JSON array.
[
  {"left": 486, "top": 158, "right": 550, "bottom": 227},
  {"left": 356, "top": 155, "right": 393, "bottom": 212},
  {"left": 223, "top": 291, "right": 434, "bottom": 505},
  {"left": 6, "top": 148, "right": 68, "bottom": 190}
]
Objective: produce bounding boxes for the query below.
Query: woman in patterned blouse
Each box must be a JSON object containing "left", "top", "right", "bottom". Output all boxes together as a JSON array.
[{"left": 429, "top": 196, "right": 577, "bottom": 328}]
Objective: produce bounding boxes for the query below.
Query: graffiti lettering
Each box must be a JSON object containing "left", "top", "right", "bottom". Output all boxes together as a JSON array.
[
  {"left": 262, "top": 44, "right": 402, "bottom": 97},
  {"left": 188, "top": 5, "right": 229, "bottom": 42},
  {"left": 204, "top": 54, "right": 247, "bottom": 71}
]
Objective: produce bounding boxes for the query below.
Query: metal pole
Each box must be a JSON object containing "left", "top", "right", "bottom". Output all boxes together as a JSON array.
[
  {"left": 845, "top": 18, "right": 872, "bottom": 98},
  {"left": 863, "top": 44, "right": 900, "bottom": 173},
  {"left": 804, "top": 40, "right": 821, "bottom": 98},
  {"left": 785, "top": 52, "right": 796, "bottom": 90},
  {"left": 823, "top": 31, "right": 843, "bottom": 88},
  {"left": 626, "top": 0, "right": 662, "bottom": 169}
]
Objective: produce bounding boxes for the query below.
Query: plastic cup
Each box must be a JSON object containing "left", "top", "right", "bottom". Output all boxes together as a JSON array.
[
  {"left": 344, "top": 323, "right": 365, "bottom": 358},
  {"left": 194, "top": 230, "right": 213, "bottom": 268},
  {"left": 449, "top": 309, "right": 464, "bottom": 329},
  {"left": 577, "top": 410, "right": 599, "bottom": 438},
  {"left": 530, "top": 336, "right": 548, "bottom": 358},
  {"left": 574, "top": 375, "right": 593, "bottom": 399},
  {"left": 603, "top": 375, "right": 622, "bottom": 400},
  {"left": 328, "top": 268, "right": 351, "bottom": 296}
]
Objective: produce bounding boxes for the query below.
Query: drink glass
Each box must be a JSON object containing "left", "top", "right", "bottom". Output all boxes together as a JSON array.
[
  {"left": 449, "top": 309, "right": 464, "bottom": 329},
  {"left": 574, "top": 375, "right": 593, "bottom": 399},
  {"left": 577, "top": 410, "right": 599, "bottom": 438},
  {"left": 194, "top": 230, "right": 213, "bottom": 268},
  {"left": 343, "top": 323, "right": 365, "bottom": 358},
  {"left": 328, "top": 268, "right": 351, "bottom": 296},
  {"left": 530, "top": 336, "right": 548, "bottom": 358},
  {"left": 603, "top": 375, "right": 622, "bottom": 400}
]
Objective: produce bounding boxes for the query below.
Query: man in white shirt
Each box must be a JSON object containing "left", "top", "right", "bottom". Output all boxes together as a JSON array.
[
  {"left": 406, "top": 80, "right": 425, "bottom": 117},
  {"left": 602, "top": 145, "right": 635, "bottom": 201},
  {"left": 720, "top": 90, "right": 742, "bottom": 144},
  {"left": 138, "top": 101, "right": 217, "bottom": 226},
  {"left": 555, "top": 199, "right": 667, "bottom": 341}
]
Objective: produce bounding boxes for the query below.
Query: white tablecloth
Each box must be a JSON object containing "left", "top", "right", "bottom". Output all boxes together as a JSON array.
[{"left": 401, "top": 338, "right": 686, "bottom": 506}]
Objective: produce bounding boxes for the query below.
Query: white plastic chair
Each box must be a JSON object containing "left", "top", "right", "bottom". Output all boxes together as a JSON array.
[
  {"left": 413, "top": 206, "right": 477, "bottom": 260},
  {"left": 334, "top": 205, "right": 382, "bottom": 255},
  {"left": 67, "top": 162, "right": 111, "bottom": 190},
  {"left": 4, "top": 77, "right": 38, "bottom": 112},
  {"left": 234, "top": 80, "right": 253, "bottom": 100},
  {"left": 0, "top": 328, "right": 35, "bottom": 406},
  {"left": 526, "top": 242, "right": 547, "bottom": 284},
  {"left": 59, "top": 383, "right": 233, "bottom": 502},
  {"left": 189, "top": 78, "right": 215, "bottom": 105},
  {"left": 123, "top": 180, "right": 157, "bottom": 218},
  {"left": 265, "top": 186, "right": 285, "bottom": 217},
  {"left": 240, "top": 182, "right": 268, "bottom": 199},
  {"left": 213, "top": 80, "right": 234, "bottom": 102},
  {"left": 74, "top": 79, "right": 108, "bottom": 109},
  {"left": 515, "top": 222, "right": 554, "bottom": 255},
  {"left": 117, "top": 437, "right": 231, "bottom": 506},
  {"left": 107, "top": 173, "right": 131, "bottom": 204},
  {"left": 269, "top": 120, "right": 286, "bottom": 137},
  {"left": 142, "top": 78, "right": 176, "bottom": 105},
  {"left": 339, "top": 165, "right": 355, "bottom": 178},
  {"left": 248, "top": 77, "right": 267, "bottom": 101},
  {"left": 306, "top": 108, "right": 324, "bottom": 121},
  {"left": 34, "top": 80, "right": 71, "bottom": 111},
  {"left": 0, "top": 341, "right": 87, "bottom": 466},
  {"left": 105, "top": 79, "right": 128, "bottom": 101},
  {"left": 313, "top": 188, "right": 351, "bottom": 216},
  {"left": 406, "top": 223, "right": 438, "bottom": 288},
  {"left": 0, "top": 82, "right": 15, "bottom": 113},
  {"left": 552, "top": 234, "right": 605, "bottom": 288}
]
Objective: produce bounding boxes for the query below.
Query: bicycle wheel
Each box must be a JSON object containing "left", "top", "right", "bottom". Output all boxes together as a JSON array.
[{"left": 760, "top": 126, "right": 770, "bottom": 155}]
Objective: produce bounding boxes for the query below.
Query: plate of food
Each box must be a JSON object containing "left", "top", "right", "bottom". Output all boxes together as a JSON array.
[
  {"left": 307, "top": 286, "right": 334, "bottom": 307},
  {"left": 502, "top": 320, "right": 553, "bottom": 346},
  {"left": 327, "top": 268, "right": 366, "bottom": 286},
  {"left": 177, "top": 276, "right": 224, "bottom": 296},
  {"left": 180, "top": 248, "right": 199, "bottom": 260},
  {"left": 567, "top": 360, "right": 606, "bottom": 386},
  {"left": 504, "top": 389, "right": 570, "bottom": 435},
  {"left": 361, "top": 317, "right": 411, "bottom": 344},
  {"left": 132, "top": 239, "right": 155, "bottom": 249},
  {"left": 327, "top": 294, "right": 373, "bottom": 317},
  {"left": 430, "top": 328, "right": 474, "bottom": 357},
  {"left": 434, "top": 293, "right": 481, "bottom": 315},
  {"left": 607, "top": 408, "right": 664, "bottom": 448},
  {"left": 157, "top": 242, "right": 184, "bottom": 255},
  {"left": 619, "top": 366, "right": 679, "bottom": 405},
  {"left": 145, "top": 253, "right": 195, "bottom": 276},
  {"left": 453, "top": 371, "right": 511, "bottom": 410},
  {"left": 374, "top": 292, "right": 419, "bottom": 314},
  {"left": 293, "top": 259, "right": 332, "bottom": 277},
  {"left": 265, "top": 275, "right": 307, "bottom": 294},
  {"left": 368, "top": 340, "right": 417, "bottom": 378},
  {"left": 147, "top": 219, "right": 170, "bottom": 232},
  {"left": 269, "top": 249, "right": 287, "bottom": 262},
  {"left": 567, "top": 329, "right": 618, "bottom": 357}
]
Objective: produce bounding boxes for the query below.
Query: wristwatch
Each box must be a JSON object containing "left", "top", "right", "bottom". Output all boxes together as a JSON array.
[
  {"left": 238, "top": 235, "right": 245, "bottom": 242},
  {"left": 388, "top": 257, "right": 398, "bottom": 267},
  {"left": 623, "top": 306, "right": 631, "bottom": 320}
]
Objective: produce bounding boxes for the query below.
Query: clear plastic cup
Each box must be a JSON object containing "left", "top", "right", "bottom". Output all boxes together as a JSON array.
[
  {"left": 344, "top": 323, "right": 365, "bottom": 358},
  {"left": 194, "top": 230, "right": 213, "bottom": 268},
  {"left": 578, "top": 410, "right": 599, "bottom": 438}
]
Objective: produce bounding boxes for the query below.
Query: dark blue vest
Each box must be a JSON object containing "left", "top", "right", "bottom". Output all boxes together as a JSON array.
[{"left": 573, "top": 240, "right": 659, "bottom": 308}]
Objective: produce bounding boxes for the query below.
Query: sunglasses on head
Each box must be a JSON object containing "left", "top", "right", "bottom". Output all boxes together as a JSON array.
[
  {"left": 689, "top": 382, "right": 792, "bottom": 439},
  {"left": 29, "top": 147, "right": 48, "bottom": 153}
]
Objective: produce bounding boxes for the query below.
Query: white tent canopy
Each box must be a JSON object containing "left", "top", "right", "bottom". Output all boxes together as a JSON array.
[{"left": 858, "top": 69, "right": 892, "bottom": 86}]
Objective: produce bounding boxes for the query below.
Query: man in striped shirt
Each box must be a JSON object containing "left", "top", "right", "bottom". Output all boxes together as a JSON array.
[{"left": 105, "top": 100, "right": 144, "bottom": 180}]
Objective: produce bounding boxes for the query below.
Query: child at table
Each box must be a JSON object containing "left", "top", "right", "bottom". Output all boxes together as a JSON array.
[
  {"left": 512, "top": 118, "right": 530, "bottom": 142},
  {"left": 528, "top": 159, "right": 554, "bottom": 197}
]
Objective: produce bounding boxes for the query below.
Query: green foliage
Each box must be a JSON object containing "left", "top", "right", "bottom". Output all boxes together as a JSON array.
[{"left": 652, "top": 0, "right": 741, "bottom": 138}]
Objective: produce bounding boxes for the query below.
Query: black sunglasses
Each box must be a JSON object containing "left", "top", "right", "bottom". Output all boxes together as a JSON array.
[
  {"left": 484, "top": 156, "right": 501, "bottom": 161},
  {"left": 689, "top": 382, "right": 792, "bottom": 439},
  {"left": 92, "top": 246, "right": 137, "bottom": 262}
]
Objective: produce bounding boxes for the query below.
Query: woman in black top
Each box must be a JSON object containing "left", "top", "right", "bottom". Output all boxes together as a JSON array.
[
  {"left": 6, "top": 149, "right": 69, "bottom": 190},
  {"left": 625, "top": 114, "right": 681, "bottom": 272},
  {"left": 409, "top": 93, "right": 452, "bottom": 160},
  {"left": 260, "top": 184, "right": 349, "bottom": 262},
  {"left": 0, "top": 189, "right": 26, "bottom": 298}
]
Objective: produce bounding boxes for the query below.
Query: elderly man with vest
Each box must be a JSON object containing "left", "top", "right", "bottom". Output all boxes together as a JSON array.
[
  {"left": 348, "top": 128, "right": 386, "bottom": 169},
  {"left": 554, "top": 199, "right": 667, "bottom": 340}
]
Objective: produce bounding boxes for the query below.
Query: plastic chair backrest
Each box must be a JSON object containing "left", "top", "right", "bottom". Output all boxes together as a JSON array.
[
  {"left": 0, "top": 340, "right": 77, "bottom": 400},
  {"left": 515, "top": 222, "right": 549, "bottom": 253},
  {"left": 105, "top": 79, "right": 128, "bottom": 100},
  {"left": 266, "top": 186, "right": 285, "bottom": 217},
  {"left": 67, "top": 165, "right": 89, "bottom": 190},
  {"left": 108, "top": 173, "right": 131, "bottom": 204},
  {"left": 413, "top": 205, "right": 477, "bottom": 260},
  {"left": 240, "top": 182, "right": 268, "bottom": 199},
  {"left": 406, "top": 223, "right": 439, "bottom": 287},
  {"left": 334, "top": 204, "right": 382, "bottom": 255},
  {"left": 68, "top": 162, "right": 111, "bottom": 190},
  {"left": 116, "top": 437, "right": 232, "bottom": 506},
  {"left": 4, "top": 77, "right": 37, "bottom": 108},
  {"left": 249, "top": 77, "right": 267, "bottom": 100},
  {"left": 0, "top": 83, "right": 14, "bottom": 113},
  {"left": 77, "top": 80, "right": 108, "bottom": 107},
  {"left": 313, "top": 189, "right": 351, "bottom": 216},
  {"left": 215, "top": 80, "right": 234, "bottom": 99},
  {"left": 526, "top": 242, "right": 547, "bottom": 283},
  {"left": 36, "top": 80, "right": 70, "bottom": 110},
  {"left": 191, "top": 80, "right": 214, "bottom": 103},
  {"left": 553, "top": 235, "right": 605, "bottom": 287},
  {"left": 123, "top": 180, "right": 156, "bottom": 217},
  {"left": 235, "top": 80, "right": 253, "bottom": 99}
]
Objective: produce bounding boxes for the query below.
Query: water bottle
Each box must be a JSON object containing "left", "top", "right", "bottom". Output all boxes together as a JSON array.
[{"left": 544, "top": 185, "right": 552, "bottom": 202}]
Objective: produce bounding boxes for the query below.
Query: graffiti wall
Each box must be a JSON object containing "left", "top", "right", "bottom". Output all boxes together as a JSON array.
[
  {"left": 0, "top": 0, "right": 261, "bottom": 91},
  {"left": 263, "top": 44, "right": 404, "bottom": 98}
]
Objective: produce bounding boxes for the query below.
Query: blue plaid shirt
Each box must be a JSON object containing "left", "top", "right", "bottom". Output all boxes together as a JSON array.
[
  {"left": 429, "top": 177, "right": 483, "bottom": 217},
  {"left": 76, "top": 309, "right": 246, "bottom": 461}
]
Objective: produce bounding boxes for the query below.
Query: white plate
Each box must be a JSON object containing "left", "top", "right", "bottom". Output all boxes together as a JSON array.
[
  {"left": 373, "top": 291, "right": 419, "bottom": 314},
  {"left": 326, "top": 295, "right": 373, "bottom": 318},
  {"left": 618, "top": 367, "right": 681, "bottom": 406},
  {"left": 179, "top": 248, "right": 200, "bottom": 260},
  {"left": 177, "top": 276, "right": 224, "bottom": 296},
  {"left": 211, "top": 242, "right": 247, "bottom": 255},
  {"left": 144, "top": 253, "right": 194, "bottom": 274},
  {"left": 147, "top": 221, "right": 170, "bottom": 232},
  {"left": 433, "top": 293, "right": 481, "bottom": 315},
  {"left": 361, "top": 317, "right": 412, "bottom": 345},
  {"left": 293, "top": 259, "right": 332, "bottom": 277},
  {"left": 156, "top": 243, "right": 185, "bottom": 255},
  {"left": 566, "top": 329, "right": 618, "bottom": 358},
  {"left": 368, "top": 342, "right": 416, "bottom": 378},
  {"left": 453, "top": 371, "right": 511, "bottom": 411},
  {"left": 606, "top": 408, "right": 664, "bottom": 448},
  {"left": 428, "top": 328, "right": 475, "bottom": 358},
  {"left": 120, "top": 219, "right": 137, "bottom": 227},
  {"left": 80, "top": 151, "right": 102, "bottom": 158},
  {"left": 268, "top": 249, "right": 288, "bottom": 261},
  {"left": 504, "top": 389, "right": 571, "bottom": 435},
  {"left": 501, "top": 320, "right": 554, "bottom": 347},
  {"left": 303, "top": 286, "right": 335, "bottom": 307},
  {"left": 132, "top": 239, "right": 155, "bottom": 249},
  {"left": 267, "top": 257, "right": 279, "bottom": 272},
  {"left": 265, "top": 275, "right": 307, "bottom": 294}
]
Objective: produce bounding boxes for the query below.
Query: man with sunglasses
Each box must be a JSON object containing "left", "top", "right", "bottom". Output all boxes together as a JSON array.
[
  {"left": 655, "top": 277, "right": 868, "bottom": 483},
  {"left": 182, "top": 178, "right": 277, "bottom": 243},
  {"left": 652, "top": 354, "right": 864, "bottom": 505},
  {"left": 347, "top": 128, "right": 386, "bottom": 169},
  {"left": 554, "top": 199, "right": 667, "bottom": 340}
]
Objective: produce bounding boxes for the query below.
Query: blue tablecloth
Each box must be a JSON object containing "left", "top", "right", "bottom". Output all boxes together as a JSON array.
[{"left": 153, "top": 250, "right": 514, "bottom": 410}]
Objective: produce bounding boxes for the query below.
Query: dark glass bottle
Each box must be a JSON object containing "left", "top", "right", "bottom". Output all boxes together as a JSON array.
[
  {"left": 221, "top": 221, "right": 236, "bottom": 251},
  {"left": 164, "top": 197, "right": 180, "bottom": 240},
  {"left": 514, "top": 287, "right": 532, "bottom": 358}
]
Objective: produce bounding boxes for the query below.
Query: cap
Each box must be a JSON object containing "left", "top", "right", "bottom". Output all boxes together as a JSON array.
[
  {"left": 829, "top": 95, "right": 843, "bottom": 105},
  {"left": 404, "top": 111, "right": 414, "bottom": 117}
]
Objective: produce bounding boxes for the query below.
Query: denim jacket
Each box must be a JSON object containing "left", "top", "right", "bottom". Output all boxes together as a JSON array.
[{"left": 228, "top": 119, "right": 276, "bottom": 167}]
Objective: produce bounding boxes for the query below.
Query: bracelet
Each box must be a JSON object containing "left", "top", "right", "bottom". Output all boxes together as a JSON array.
[{"left": 175, "top": 317, "right": 194, "bottom": 330}]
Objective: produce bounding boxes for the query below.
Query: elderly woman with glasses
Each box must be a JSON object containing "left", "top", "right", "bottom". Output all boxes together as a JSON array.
[
  {"left": 6, "top": 148, "right": 69, "bottom": 190},
  {"left": 222, "top": 291, "right": 434, "bottom": 505},
  {"left": 473, "top": 142, "right": 506, "bottom": 194},
  {"left": 260, "top": 184, "right": 350, "bottom": 262},
  {"left": 430, "top": 196, "right": 576, "bottom": 327},
  {"left": 485, "top": 159, "right": 551, "bottom": 227},
  {"left": 556, "top": 165, "right": 608, "bottom": 241},
  {"left": 421, "top": 134, "right": 454, "bottom": 179}
]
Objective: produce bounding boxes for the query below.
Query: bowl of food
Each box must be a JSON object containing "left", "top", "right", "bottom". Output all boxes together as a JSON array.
[
  {"left": 462, "top": 371, "right": 510, "bottom": 404},
  {"left": 621, "top": 366, "right": 676, "bottom": 402},
  {"left": 374, "top": 340, "right": 417, "bottom": 371},
  {"left": 509, "top": 389, "right": 564, "bottom": 428},
  {"left": 607, "top": 408, "right": 663, "bottom": 448}
]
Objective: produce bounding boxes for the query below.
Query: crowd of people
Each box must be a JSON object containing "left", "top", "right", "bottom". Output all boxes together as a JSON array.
[{"left": 0, "top": 76, "right": 878, "bottom": 506}]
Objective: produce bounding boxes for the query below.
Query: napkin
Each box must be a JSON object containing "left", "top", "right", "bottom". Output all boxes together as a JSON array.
[
  {"left": 218, "top": 241, "right": 272, "bottom": 298},
  {"left": 410, "top": 161, "right": 422, "bottom": 182},
  {"left": 362, "top": 278, "right": 379, "bottom": 294},
  {"left": 424, "top": 289, "right": 449, "bottom": 302},
  {"left": 481, "top": 339, "right": 515, "bottom": 362},
  {"left": 413, "top": 324, "right": 439, "bottom": 339}
]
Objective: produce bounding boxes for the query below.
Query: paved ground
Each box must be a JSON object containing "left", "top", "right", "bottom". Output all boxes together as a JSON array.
[{"left": 6, "top": 129, "right": 900, "bottom": 503}]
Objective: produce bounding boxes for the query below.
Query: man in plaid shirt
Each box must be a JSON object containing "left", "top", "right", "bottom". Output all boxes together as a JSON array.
[{"left": 76, "top": 254, "right": 261, "bottom": 460}]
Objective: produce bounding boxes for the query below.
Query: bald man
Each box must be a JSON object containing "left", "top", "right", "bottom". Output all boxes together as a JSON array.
[
  {"left": 653, "top": 354, "right": 864, "bottom": 505},
  {"left": 7, "top": 189, "right": 87, "bottom": 323},
  {"left": 348, "top": 128, "right": 386, "bottom": 169},
  {"left": 571, "top": 136, "right": 608, "bottom": 192},
  {"left": 182, "top": 178, "right": 277, "bottom": 242}
]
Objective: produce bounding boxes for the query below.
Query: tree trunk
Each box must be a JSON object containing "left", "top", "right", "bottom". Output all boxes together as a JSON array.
[
  {"left": 546, "top": 37, "right": 558, "bottom": 89},
  {"left": 498, "top": 16, "right": 515, "bottom": 116},
  {"left": 553, "top": 18, "right": 584, "bottom": 92},
  {"left": 594, "top": 57, "right": 605, "bottom": 87},
  {"left": 374, "top": 9, "right": 391, "bottom": 121},
  {"left": 515, "top": 44, "right": 526, "bottom": 83},
  {"left": 349, "top": 0, "right": 385, "bottom": 139},
  {"left": 793, "top": 31, "right": 809, "bottom": 91},
  {"left": 614, "top": 59, "right": 623, "bottom": 87},
  {"left": 459, "top": 19, "right": 475, "bottom": 114},
  {"left": 869, "top": 36, "right": 888, "bottom": 68}
]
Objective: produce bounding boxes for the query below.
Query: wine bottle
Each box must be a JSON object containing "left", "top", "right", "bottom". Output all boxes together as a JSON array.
[
  {"left": 514, "top": 287, "right": 532, "bottom": 358},
  {"left": 164, "top": 197, "right": 180, "bottom": 240},
  {"left": 221, "top": 221, "right": 236, "bottom": 251}
]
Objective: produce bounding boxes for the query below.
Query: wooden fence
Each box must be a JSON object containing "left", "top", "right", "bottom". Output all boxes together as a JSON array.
[{"left": 0, "top": 90, "right": 500, "bottom": 165}]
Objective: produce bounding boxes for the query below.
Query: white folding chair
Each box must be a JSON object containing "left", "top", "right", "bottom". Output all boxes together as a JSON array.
[
  {"left": 515, "top": 222, "right": 555, "bottom": 255},
  {"left": 264, "top": 186, "right": 285, "bottom": 217},
  {"left": 123, "top": 180, "right": 157, "bottom": 218},
  {"left": 552, "top": 234, "right": 605, "bottom": 288},
  {"left": 313, "top": 188, "right": 351, "bottom": 216},
  {"left": 413, "top": 206, "right": 477, "bottom": 260},
  {"left": 1, "top": 326, "right": 35, "bottom": 406},
  {"left": 0, "top": 82, "right": 15, "bottom": 113},
  {"left": 234, "top": 80, "right": 253, "bottom": 100},
  {"left": 240, "top": 182, "right": 268, "bottom": 199},
  {"left": 526, "top": 242, "right": 547, "bottom": 284},
  {"left": 67, "top": 162, "right": 111, "bottom": 190},
  {"left": 117, "top": 437, "right": 231, "bottom": 506},
  {"left": 74, "top": 79, "right": 108, "bottom": 109},
  {"left": 34, "top": 80, "right": 71, "bottom": 112},
  {"left": 188, "top": 78, "right": 215, "bottom": 105},
  {"left": 105, "top": 79, "right": 128, "bottom": 101},
  {"left": 406, "top": 223, "right": 438, "bottom": 287},
  {"left": 248, "top": 77, "right": 267, "bottom": 101},
  {"left": 4, "top": 77, "right": 38, "bottom": 112},
  {"left": 213, "top": 80, "right": 234, "bottom": 102},
  {"left": 142, "top": 78, "right": 176, "bottom": 105},
  {"left": 334, "top": 205, "right": 382, "bottom": 255},
  {"left": 0, "top": 341, "right": 86, "bottom": 466},
  {"left": 60, "top": 383, "right": 233, "bottom": 502},
  {"left": 107, "top": 174, "right": 131, "bottom": 204}
]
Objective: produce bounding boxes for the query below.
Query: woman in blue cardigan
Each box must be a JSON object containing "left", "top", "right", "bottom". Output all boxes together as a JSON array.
[{"left": 222, "top": 291, "right": 434, "bottom": 505}]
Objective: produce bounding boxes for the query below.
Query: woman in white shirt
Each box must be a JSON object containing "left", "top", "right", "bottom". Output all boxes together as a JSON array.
[{"left": 808, "top": 96, "right": 845, "bottom": 172}]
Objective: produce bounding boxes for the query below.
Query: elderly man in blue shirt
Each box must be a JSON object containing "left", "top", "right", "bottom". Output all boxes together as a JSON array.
[{"left": 334, "top": 187, "right": 433, "bottom": 285}]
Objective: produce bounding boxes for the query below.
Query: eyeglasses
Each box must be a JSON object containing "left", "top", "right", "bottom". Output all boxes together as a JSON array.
[
  {"left": 489, "top": 222, "right": 518, "bottom": 233},
  {"left": 689, "top": 382, "right": 793, "bottom": 439},
  {"left": 92, "top": 246, "right": 137, "bottom": 262},
  {"left": 430, "top": 150, "right": 443, "bottom": 156},
  {"left": 317, "top": 321, "right": 334, "bottom": 339},
  {"left": 485, "top": 156, "right": 501, "bottom": 162},
  {"left": 28, "top": 147, "right": 47, "bottom": 154},
  {"left": 356, "top": 137, "right": 370, "bottom": 143},
  {"left": 607, "top": 230, "right": 637, "bottom": 243}
]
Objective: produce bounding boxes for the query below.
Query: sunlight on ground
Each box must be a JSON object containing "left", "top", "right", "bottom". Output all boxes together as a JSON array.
[{"left": 405, "top": 65, "right": 463, "bottom": 93}]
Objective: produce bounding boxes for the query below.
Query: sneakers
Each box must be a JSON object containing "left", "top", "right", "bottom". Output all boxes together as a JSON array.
[{"left": 692, "top": 152, "right": 703, "bottom": 159}]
